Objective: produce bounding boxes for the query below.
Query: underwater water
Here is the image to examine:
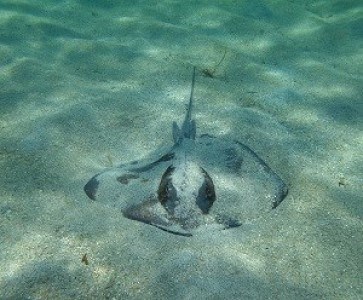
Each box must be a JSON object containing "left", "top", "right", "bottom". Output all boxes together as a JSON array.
[{"left": 0, "top": 0, "right": 362, "bottom": 299}]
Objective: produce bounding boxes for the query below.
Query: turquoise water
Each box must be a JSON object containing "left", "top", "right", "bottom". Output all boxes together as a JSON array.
[{"left": 0, "top": 1, "right": 362, "bottom": 299}]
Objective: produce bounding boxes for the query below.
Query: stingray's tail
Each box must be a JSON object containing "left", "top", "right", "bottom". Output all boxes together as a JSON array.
[{"left": 172, "top": 67, "right": 197, "bottom": 143}]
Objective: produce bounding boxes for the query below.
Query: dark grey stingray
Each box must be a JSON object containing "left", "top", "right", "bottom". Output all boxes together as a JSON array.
[{"left": 84, "top": 67, "right": 288, "bottom": 236}]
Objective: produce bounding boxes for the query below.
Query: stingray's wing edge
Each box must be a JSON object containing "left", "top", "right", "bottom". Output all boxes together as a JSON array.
[
  {"left": 235, "top": 141, "right": 289, "bottom": 208},
  {"left": 122, "top": 198, "right": 193, "bottom": 237},
  {"left": 83, "top": 149, "right": 175, "bottom": 201}
]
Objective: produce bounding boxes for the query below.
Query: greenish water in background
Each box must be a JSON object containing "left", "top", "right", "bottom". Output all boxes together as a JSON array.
[{"left": 0, "top": 1, "right": 361, "bottom": 299}]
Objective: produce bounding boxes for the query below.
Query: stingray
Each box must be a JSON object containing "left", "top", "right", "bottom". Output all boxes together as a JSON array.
[{"left": 84, "top": 67, "right": 288, "bottom": 236}]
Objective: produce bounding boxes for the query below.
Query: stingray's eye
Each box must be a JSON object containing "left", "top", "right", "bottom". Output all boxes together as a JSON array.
[
  {"left": 157, "top": 166, "right": 174, "bottom": 205},
  {"left": 157, "top": 166, "right": 178, "bottom": 212},
  {"left": 196, "top": 167, "right": 216, "bottom": 214},
  {"left": 84, "top": 176, "right": 99, "bottom": 200}
]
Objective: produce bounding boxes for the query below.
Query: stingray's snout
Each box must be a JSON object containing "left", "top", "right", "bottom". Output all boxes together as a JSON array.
[{"left": 157, "top": 165, "right": 216, "bottom": 218}]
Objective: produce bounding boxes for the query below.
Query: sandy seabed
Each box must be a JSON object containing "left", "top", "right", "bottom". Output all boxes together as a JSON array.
[{"left": 0, "top": 1, "right": 362, "bottom": 299}]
